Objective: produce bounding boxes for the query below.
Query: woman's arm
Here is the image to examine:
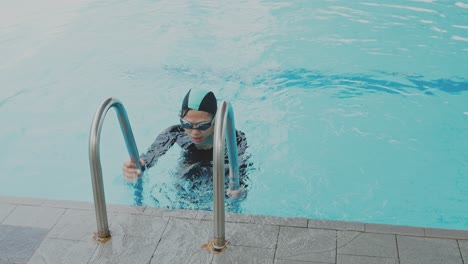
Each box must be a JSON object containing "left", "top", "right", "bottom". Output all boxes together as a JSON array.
[
  {"left": 140, "top": 125, "right": 182, "bottom": 169},
  {"left": 123, "top": 125, "right": 181, "bottom": 182}
]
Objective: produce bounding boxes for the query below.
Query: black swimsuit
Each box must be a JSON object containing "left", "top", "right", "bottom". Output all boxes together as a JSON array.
[
  {"left": 140, "top": 124, "right": 251, "bottom": 187},
  {"left": 137, "top": 125, "right": 251, "bottom": 210}
]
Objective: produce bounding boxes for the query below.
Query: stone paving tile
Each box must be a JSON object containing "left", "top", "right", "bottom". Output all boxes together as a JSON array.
[
  {"left": 424, "top": 228, "right": 468, "bottom": 240},
  {"left": 3, "top": 195, "right": 468, "bottom": 264},
  {"left": 365, "top": 223, "right": 424, "bottom": 236},
  {"left": 0, "top": 203, "right": 15, "bottom": 223},
  {"left": 337, "top": 231, "right": 397, "bottom": 258},
  {"left": 225, "top": 222, "right": 279, "bottom": 249},
  {"left": 0, "top": 196, "right": 44, "bottom": 206},
  {"left": 337, "top": 255, "right": 398, "bottom": 264},
  {"left": 0, "top": 258, "right": 18, "bottom": 264},
  {"left": 108, "top": 212, "right": 168, "bottom": 239},
  {"left": 41, "top": 199, "right": 146, "bottom": 214},
  {"left": 28, "top": 237, "right": 97, "bottom": 264},
  {"left": 41, "top": 199, "right": 95, "bottom": 210},
  {"left": 274, "top": 260, "right": 331, "bottom": 264},
  {"left": 458, "top": 240, "right": 468, "bottom": 263},
  {"left": 151, "top": 218, "right": 214, "bottom": 264},
  {"left": 0, "top": 225, "right": 48, "bottom": 264},
  {"left": 47, "top": 209, "right": 97, "bottom": 241},
  {"left": 308, "top": 219, "right": 365, "bottom": 232},
  {"left": 89, "top": 235, "right": 159, "bottom": 264},
  {"left": 275, "top": 227, "right": 336, "bottom": 263},
  {"left": 2, "top": 205, "right": 65, "bottom": 229},
  {"left": 250, "top": 215, "right": 307, "bottom": 228},
  {"left": 398, "top": 235, "right": 463, "bottom": 264},
  {"left": 144, "top": 206, "right": 198, "bottom": 219},
  {"left": 196, "top": 210, "right": 216, "bottom": 221},
  {"left": 212, "top": 245, "right": 275, "bottom": 264},
  {"left": 107, "top": 203, "right": 146, "bottom": 214},
  {"left": 226, "top": 212, "right": 253, "bottom": 223},
  {"left": 196, "top": 210, "right": 252, "bottom": 223}
]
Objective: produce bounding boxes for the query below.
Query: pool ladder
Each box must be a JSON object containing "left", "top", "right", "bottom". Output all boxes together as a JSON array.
[{"left": 88, "top": 97, "right": 240, "bottom": 250}]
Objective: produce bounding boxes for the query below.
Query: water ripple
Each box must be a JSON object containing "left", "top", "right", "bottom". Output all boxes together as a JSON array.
[
  {"left": 455, "top": 2, "right": 468, "bottom": 8},
  {"left": 452, "top": 35, "right": 468, "bottom": 42},
  {"left": 361, "top": 2, "right": 439, "bottom": 14},
  {"left": 252, "top": 68, "right": 468, "bottom": 97},
  {"left": 0, "top": 89, "right": 30, "bottom": 108},
  {"left": 163, "top": 65, "right": 468, "bottom": 97}
]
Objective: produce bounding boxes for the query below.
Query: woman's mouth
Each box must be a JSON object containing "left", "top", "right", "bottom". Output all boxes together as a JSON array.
[{"left": 192, "top": 137, "right": 203, "bottom": 143}]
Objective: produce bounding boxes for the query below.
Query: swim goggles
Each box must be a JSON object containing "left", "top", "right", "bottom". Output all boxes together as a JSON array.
[{"left": 180, "top": 118, "right": 214, "bottom": 131}]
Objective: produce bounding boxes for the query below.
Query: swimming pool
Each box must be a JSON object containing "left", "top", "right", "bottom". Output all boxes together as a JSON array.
[{"left": 1, "top": 0, "right": 467, "bottom": 230}]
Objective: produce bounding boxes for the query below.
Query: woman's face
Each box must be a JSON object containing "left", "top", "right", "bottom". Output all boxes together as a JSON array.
[{"left": 181, "top": 110, "right": 215, "bottom": 144}]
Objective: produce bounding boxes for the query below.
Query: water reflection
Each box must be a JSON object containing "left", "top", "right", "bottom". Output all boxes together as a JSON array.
[
  {"left": 132, "top": 162, "right": 252, "bottom": 212},
  {"left": 255, "top": 69, "right": 468, "bottom": 96},
  {"left": 166, "top": 65, "right": 468, "bottom": 97}
]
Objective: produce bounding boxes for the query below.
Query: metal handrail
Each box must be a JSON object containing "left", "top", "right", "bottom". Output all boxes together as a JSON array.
[
  {"left": 89, "top": 97, "right": 141, "bottom": 239},
  {"left": 212, "top": 100, "right": 240, "bottom": 249}
]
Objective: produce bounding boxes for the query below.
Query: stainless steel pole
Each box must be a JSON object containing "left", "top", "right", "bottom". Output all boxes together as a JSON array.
[
  {"left": 89, "top": 97, "right": 141, "bottom": 239},
  {"left": 212, "top": 100, "right": 240, "bottom": 249},
  {"left": 225, "top": 103, "right": 240, "bottom": 191},
  {"left": 213, "top": 101, "right": 227, "bottom": 248}
]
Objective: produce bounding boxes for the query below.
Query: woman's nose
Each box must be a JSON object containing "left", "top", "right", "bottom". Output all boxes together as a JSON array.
[{"left": 190, "top": 129, "right": 201, "bottom": 135}]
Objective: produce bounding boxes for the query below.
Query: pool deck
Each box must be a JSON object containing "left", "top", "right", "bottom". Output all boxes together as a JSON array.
[{"left": 1, "top": 196, "right": 468, "bottom": 264}]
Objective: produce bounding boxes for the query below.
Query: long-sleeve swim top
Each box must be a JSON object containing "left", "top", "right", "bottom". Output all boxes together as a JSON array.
[{"left": 140, "top": 124, "right": 250, "bottom": 172}]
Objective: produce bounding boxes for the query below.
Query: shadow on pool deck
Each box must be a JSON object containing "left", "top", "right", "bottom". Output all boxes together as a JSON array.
[{"left": 1, "top": 195, "right": 468, "bottom": 264}]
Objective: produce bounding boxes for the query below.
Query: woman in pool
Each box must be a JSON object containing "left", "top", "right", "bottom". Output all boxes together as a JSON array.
[{"left": 122, "top": 88, "right": 251, "bottom": 200}]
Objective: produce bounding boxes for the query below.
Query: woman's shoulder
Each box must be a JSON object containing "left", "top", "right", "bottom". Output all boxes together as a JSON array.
[
  {"left": 155, "top": 124, "right": 186, "bottom": 141},
  {"left": 162, "top": 124, "right": 185, "bottom": 134}
]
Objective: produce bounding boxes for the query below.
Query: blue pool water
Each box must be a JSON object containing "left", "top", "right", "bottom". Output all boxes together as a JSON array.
[{"left": 1, "top": 0, "right": 467, "bottom": 229}]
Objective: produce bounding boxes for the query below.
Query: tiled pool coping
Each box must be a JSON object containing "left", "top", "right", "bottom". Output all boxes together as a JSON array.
[{"left": 1, "top": 195, "right": 467, "bottom": 263}]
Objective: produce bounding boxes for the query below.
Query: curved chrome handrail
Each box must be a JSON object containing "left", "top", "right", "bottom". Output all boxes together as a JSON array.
[
  {"left": 213, "top": 100, "right": 240, "bottom": 249},
  {"left": 89, "top": 97, "right": 141, "bottom": 239}
]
